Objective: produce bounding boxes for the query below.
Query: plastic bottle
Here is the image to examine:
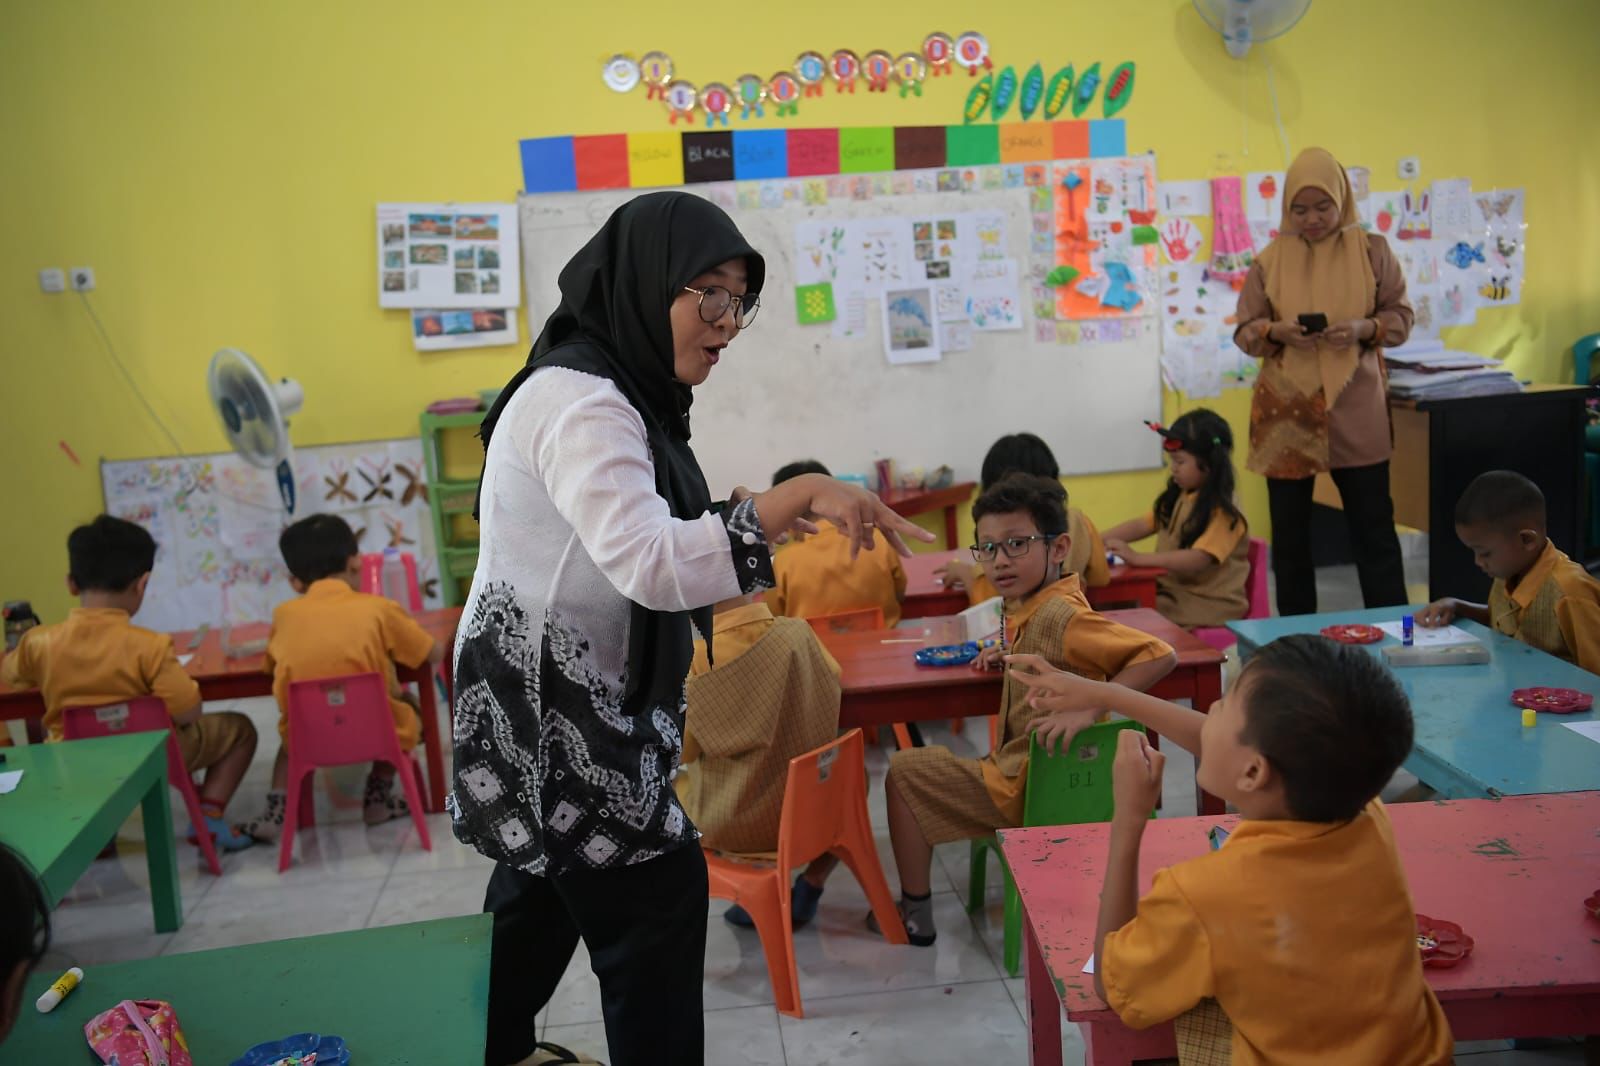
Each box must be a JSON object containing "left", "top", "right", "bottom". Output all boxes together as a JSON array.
[{"left": 380, "top": 548, "right": 408, "bottom": 605}]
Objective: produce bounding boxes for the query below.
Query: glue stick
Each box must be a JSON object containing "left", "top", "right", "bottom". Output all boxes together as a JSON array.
[
  {"left": 35, "top": 967, "right": 82, "bottom": 1012},
  {"left": 1402, "top": 614, "right": 1415, "bottom": 647},
  {"left": 1521, "top": 707, "right": 1536, "bottom": 728}
]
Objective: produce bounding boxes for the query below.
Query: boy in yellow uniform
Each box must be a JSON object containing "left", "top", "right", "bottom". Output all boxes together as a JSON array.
[
  {"left": 877, "top": 475, "right": 1175, "bottom": 945},
  {"left": 678, "top": 593, "right": 842, "bottom": 928},
  {"left": 1419, "top": 470, "right": 1600, "bottom": 672},
  {"left": 0, "top": 516, "right": 257, "bottom": 849},
  {"left": 1010, "top": 634, "right": 1454, "bottom": 1065},
  {"left": 237, "top": 514, "right": 444, "bottom": 842},
  {"left": 766, "top": 460, "right": 907, "bottom": 627}
]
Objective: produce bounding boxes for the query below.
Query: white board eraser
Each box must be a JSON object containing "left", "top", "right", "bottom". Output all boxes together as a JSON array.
[{"left": 1381, "top": 643, "right": 1490, "bottom": 668}]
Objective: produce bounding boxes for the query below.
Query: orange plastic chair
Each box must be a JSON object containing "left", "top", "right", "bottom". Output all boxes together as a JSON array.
[
  {"left": 279, "top": 672, "right": 431, "bottom": 872},
  {"left": 704, "top": 728, "right": 907, "bottom": 1017},
  {"left": 1193, "top": 537, "right": 1271, "bottom": 652},
  {"left": 62, "top": 698, "right": 223, "bottom": 876},
  {"left": 804, "top": 606, "right": 885, "bottom": 635}
]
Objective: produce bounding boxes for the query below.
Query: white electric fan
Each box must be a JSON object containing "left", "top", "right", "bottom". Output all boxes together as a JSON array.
[
  {"left": 207, "top": 348, "right": 304, "bottom": 513},
  {"left": 1192, "top": 0, "right": 1312, "bottom": 58}
]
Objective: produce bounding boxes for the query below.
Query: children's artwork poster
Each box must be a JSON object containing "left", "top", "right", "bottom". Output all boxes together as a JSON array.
[
  {"left": 1469, "top": 188, "right": 1526, "bottom": 307},
  {"left": 1248, "top": 220, "right": 1280, "bottom": 254},
  {"left": 377, "top": 202, "right": 520, "bottom": 310},
  {"left": 1157, "top": 180, "right": 1211, "bottom": 218},
  {"left": 1158, "top": 218, "right": 1203, "bottom": 264},
  {"left": 881, "top": 287, "right": 940, "bottom": 365},
  {"left": 1363, "top": 190, "right": 1404, "bottom": 239},
  {"left": 1427, "top": 179, "right": 1473, "bottom": 242},
  {"left": 1244, "top": 171, "right": 1284, "bottom": 223},
  {"left": 965, "top": 258, "right": 1023, "bottom": 331},
  {"left": 1156, "top": 264, "right": 1253, "bottom": 394},
  {"left": 1054, "top": 155, "right": 1159, "bottom": 320},
  {"left": 1394, "top": 188, "right": 1432, "bottom": 241},
  {"left": 411, "top": 307, "right": 519, "bottom": 351},
  {"left": 940, "top": 319, "right": 975, "bottom": 352},
  {"left": 101, "top": 440, "right": 445, "bottom": 633}
]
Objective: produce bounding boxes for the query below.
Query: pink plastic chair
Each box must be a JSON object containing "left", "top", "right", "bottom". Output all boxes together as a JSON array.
[
  {"left": 279, "top": 672, "right": 431, "bottom": 872},
  {"left": 359, "top": 552, "right": 422, "bottom": 611},
  {"left": 1194, "top": 537, "right": 1270, "bottom": 652},
  {"left": 62, "top": 698, "right": 223, "bottom": 876}
]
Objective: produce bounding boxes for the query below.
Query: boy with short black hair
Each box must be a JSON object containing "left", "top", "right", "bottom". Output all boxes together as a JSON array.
[
  {"left": 0, "top": 515, "right": 257, "bottom": 850},
  {"left": 1010, "top": 634, "right": 1453, "bottom": 1064},
  {"left": 0, "top": 843, "right": 51, "bottom": 1047},
  {"left": 1419, "top": 469, "right": 1600, "bottom": 672},
  {"left": 236, "top": 514, "right": 444, "bottom": 841},
  {"left": 766, "top": 459, "right": 908, "bottom": 626},
  {"left": 877, "top": 474, "right": 1175, "bottom": 945}
]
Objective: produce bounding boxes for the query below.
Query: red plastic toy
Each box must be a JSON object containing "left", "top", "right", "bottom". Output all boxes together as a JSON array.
[
  {"left": 1320, "top": 623, "right": 1385, "bottom": 645},
  {"left": 1510, "top": 687, "right": 1594, "bottom": 714},
  {"left": 1416, "top": 914, "right": 1474, "bottom": 968}
]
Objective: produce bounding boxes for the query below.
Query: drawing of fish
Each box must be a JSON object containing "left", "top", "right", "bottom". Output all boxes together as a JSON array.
[{"left": 1443, "top": 241, "right": 1484, "bottom": 270}]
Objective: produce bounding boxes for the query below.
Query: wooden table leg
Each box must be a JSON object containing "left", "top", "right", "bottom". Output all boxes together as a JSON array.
[
  {"left": 1024, "top": 919, "right": 1063, "bottom": 1066},
  {"left": 415, "top": 667, "right": 446, "bottom": 814},
  {"left": 1191, "top": 661, "right": 1226, "bottom": 815},
  {"left": 1133, "top": 579, "right": 1157, "bottom": 609},
  {"left": 141, "top": 771, "right": 182, "bottom": 933},
  {"left": 944, "top": 506, "right": 959, "bottom": 550}
]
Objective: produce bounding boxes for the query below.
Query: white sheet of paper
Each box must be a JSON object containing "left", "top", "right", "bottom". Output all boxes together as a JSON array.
[
  {"left": 0, "top": 770, "right": 22, "bottom": 795},
  {"left": 882, "top": 287, "right": 941, "bottom": 365},
  {"left": 1561, "top": 720, "right": 1600, "bottom": 746},
  {"left": 1428, "top": 179, "right": 1474, "bottom": 242},
  {"left": 412, "top": 308, "right": 518, "bottom": 352},
  {"left": 1158, "top": 180, "right": 1211, "bottom": 217},
  {"left": 1373, "top": 622, "right": 1479, "bottom": 647},
  {"left": 1245, "top": 171, "right": 1285, "bottom": 223},
  {"left": 376, "top": 202, "right": 520, "bottom": 310},
  {"left": 177, "top": 653, "right": 194, "bottom": 667},
  {"left": 1082, "top": 953, "right": 1096, "bottom": 974}
]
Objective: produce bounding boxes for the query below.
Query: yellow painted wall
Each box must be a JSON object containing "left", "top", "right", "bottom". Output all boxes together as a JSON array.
[{"left": 4, "top": 1, "right": 1597, "bottom": 620}]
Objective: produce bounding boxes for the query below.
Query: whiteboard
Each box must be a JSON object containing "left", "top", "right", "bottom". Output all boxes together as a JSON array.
[{"left": 518, "top": 180, "right": 1161, "bottom": 494}]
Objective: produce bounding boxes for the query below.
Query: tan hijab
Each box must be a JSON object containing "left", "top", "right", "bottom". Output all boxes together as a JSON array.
[{"left": 1257, "top": 148, "right": 1375, "bottom": 405}]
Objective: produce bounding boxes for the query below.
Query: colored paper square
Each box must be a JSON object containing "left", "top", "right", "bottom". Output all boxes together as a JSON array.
[
  {"left": 945, "top": 125, "right": 1000, "bottom": 167},
  {"left": 894, "top": 126, "right": 946, "bottom": 171},
  {"left": 1089, "top": 119, "right": 1126, "bottom": 158},
  {"left": 1052, "top": 121, "right": 1089, "bottom": 160},
  {"left": 999, "top": 123, "right": 1052, "bottom": 163},
  {"left": 838, "top": 127, "right": 894, "bottom": 174},
  {"left": 787, "top": 128, "right": 840, "bottom": 177},
  {"left": 733, "top": 130, "right": 787, "bottom": 179},
  {"left": 795, "top": 282, "right": 836, "bottom": 324},
  {"left": 682, "top": 132, "right": 734, "bottom": 183},
  {"left": 627, "top": 131, "right": 684, "bottom": 187},
  {"left": 573, "top": 134, "right": 629, "bottom": 190},
  {"left": 520, "top": 137, "right": 576, "bottom": 193}
]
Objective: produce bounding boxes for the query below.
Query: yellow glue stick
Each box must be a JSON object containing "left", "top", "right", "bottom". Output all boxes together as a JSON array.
[
  {"left": 35, "top": 967, "right": 82, "bottom": 1013},
  {"left": 1521, "top": 707, "right": 1536, "bottom": 728}
]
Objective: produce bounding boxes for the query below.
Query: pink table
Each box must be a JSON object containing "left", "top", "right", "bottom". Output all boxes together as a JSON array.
[{"left": 1001, "top": 793, "right": 1600, "bottom": 1065}]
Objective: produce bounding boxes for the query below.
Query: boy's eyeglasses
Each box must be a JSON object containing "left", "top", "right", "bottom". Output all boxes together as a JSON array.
[
  {"left": 970, "top": 534, "right": 1059, "bottom": 563},
  {"left": 683, "top": 285, "right": 761, "bottom": 329}
]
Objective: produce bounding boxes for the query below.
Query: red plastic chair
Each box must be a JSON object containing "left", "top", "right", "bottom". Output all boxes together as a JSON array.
[
  {"left": 804, "top": 606, "right": 885, "bottom": 636},
  {"left": 1193, "top": 537, "right": 1270, "bottom": 652},
  {"left": 704, "top": 728, "right": 907, "bottom": 1017},
  {"left": 62, "top": 698, "right": 223, "bottom": 876},
  {"left": 279, "top": 672, "right": 431, "bottom": 872}
]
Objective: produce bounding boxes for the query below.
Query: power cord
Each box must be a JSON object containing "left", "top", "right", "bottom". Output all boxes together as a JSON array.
[{"left": 77, "top": 290, "right": 185, "bottom": 455}]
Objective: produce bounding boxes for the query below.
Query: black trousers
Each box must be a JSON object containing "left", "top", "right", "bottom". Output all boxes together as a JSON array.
[
  {"left": 1266, "top": 460, "right": 1409, "bottom": 617},
  {"left": 483, "top": 844, "right": 708, "bottom": 1066}
]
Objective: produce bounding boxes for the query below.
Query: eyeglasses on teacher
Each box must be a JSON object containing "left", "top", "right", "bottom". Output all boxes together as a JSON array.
[{"left": 683, "top": 284, "right": 760, "bottom": 329}]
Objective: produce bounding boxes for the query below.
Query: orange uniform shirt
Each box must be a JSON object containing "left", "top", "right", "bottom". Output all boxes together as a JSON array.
[
  {"left": 1489, "top": 538, "right": 1600, "bottom": 674},
  {"left": 266, "top": 579, "right": 436, "bottom": 750},
  {"left": 0, "top": 607, "right": 200, "bottom": 741},
  {"left": 768, "top": 525, "right": 907, "bottom": 627}
]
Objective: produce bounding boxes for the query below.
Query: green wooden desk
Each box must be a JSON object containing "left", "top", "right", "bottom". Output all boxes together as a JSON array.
[
  {"left": 10, "top": 914, "right": 491, "bottom": 1062},
  {"left": 0, "top": 732, "right": 179, "bottom": 933}
]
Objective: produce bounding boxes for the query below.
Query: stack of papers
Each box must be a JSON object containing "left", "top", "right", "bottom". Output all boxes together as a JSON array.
[{"left": 1385, "top": 344, "right": 1522, "bottom": 400}]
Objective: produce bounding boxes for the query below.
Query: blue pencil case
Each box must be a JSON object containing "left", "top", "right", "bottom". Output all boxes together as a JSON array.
[
  {"left": 914, "top": 642, "right": 981, "bottom": 667},
  {"left": 232, "top": 1032, "right": 349, "bottom": 1066}
]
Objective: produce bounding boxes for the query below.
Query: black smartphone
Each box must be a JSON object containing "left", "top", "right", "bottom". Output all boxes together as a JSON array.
[{"left": 1297, "top": 312, "right": 1328, "bottom": 334}]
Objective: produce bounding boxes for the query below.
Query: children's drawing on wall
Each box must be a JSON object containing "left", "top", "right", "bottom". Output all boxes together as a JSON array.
[
  {"left": 1363, "top": 190, "right": 1404, "bottom": 239},
  {"left": 1055, "top": 155, "right": 1158, "bottom": 320},
  {"left": 1244, "top": 171, "right": 1284, "bottom": 223},
  {"left": 1427, "top": 178, "right": 1472, "bottom": 242},
  {"left": 881, "top": 287, "right": 941, "bottom": 365},
  {"left": 794, "top": 222, "right": 846, "bottom": 283},
  {"left": 1159, "top": 218, "right": 1202, "bottom": 264},
  {"left": 966, "top": 259, "right": 1022, "bottom": 331},
  {"left": 1396, "top": 189, "right": 1431, "bottom": 241}
]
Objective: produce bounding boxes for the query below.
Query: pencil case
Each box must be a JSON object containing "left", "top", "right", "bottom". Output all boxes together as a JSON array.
[{"left": 85, "top": 999, "right": 193, "bottom": 1066}]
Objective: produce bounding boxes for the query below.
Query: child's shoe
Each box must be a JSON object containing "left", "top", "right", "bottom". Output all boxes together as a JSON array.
[
  {"left": 187, "top": 805, "right": 255, "bottom": 852},
  {"left": 865, "top": 892, "right": 937, "bottom": 946},
  {"left": 363, "top": 772, "right": 409, "bottom": 826},
  {"left": 724, "top": 873, "right": 824, "bottom": 929},
  {"left": 235, "top": 789, "right": 286, "bottom": 844}
]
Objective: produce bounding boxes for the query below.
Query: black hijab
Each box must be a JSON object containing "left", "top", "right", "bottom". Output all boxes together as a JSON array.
[{"left": 477, "top": 192, "right": 766, "bottom": 715}]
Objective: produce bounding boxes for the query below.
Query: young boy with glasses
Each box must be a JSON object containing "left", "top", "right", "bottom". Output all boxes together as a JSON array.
[{"left": 874, "top": 474, "right": 1176, "bottom": 945}]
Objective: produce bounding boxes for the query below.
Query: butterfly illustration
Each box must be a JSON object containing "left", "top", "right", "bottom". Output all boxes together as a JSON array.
[
  {"left": 323, "top": 471, "right": 357, "bottom": 504},
  {"left": 1476, "top": 191, "right": 1517, "bottom": 221},
  {"left": 360, "top": 466, "right": 394, "bottom": 502},
  {"left": 383, "top": 515, "right": 416, "bottom": 549},
  {"left": 395, "top": 463, "right": 428, "bottom": 506}
]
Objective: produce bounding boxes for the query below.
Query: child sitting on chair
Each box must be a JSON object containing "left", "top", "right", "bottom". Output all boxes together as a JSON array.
[
  {"left": 935, "top": 432, "right": 1111, "bottom": 601},
  {"left": 876, "top": 475, "right": 1175, "bottom": 945},
  {"left": 0, "top": 515, "right": 257, "bottom": 850},
  {"left": 237, "top": 514, "right": 444, "bottom": 841},
  {"left": 1419, "top": 470, "right": 1600, "bottom": 673},
  {"left": 0, "top": 843, "right": 51, "bottom": 1047},
  {"left": 1102, "top": 410, "right": 1250, "bottom": 628},
  {"left": 678, "top": 592, "right": 843, "bottom": 929},
  {"left": 765, "top": 460, "right": 907, "bottom": 627},
  {"left": 1009, "top": 634, "right": 1453, "bottom": 1064}
]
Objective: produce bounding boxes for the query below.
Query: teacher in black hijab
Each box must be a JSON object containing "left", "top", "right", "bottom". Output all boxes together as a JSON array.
[{"left": 455, "top": 192, "right": 932, "bottom": 1066}]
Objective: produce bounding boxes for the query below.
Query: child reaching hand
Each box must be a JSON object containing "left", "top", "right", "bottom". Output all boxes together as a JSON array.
[
  {"left": 1101, "top": 410, "right": 1249, "bottom": 628},
  {"left": 1008, "top": 636, "right": 1453, "bottom": 1065}
]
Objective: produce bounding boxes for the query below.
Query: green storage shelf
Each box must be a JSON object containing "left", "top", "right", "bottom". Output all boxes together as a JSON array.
[{"left": 419, "top": 409, "right": 487, "bottom": 606}]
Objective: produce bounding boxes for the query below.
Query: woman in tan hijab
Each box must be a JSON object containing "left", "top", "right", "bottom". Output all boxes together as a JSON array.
[{"left": 1235, "top": 147, "right": 1413, "bottom": 616}]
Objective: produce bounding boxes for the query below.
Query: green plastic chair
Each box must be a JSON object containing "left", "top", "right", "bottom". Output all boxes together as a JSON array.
[{"left": 967, "top": 719, "right": 1150, "bottom": 977}]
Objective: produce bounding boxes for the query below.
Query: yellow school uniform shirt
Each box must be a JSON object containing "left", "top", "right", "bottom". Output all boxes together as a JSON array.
[
  {"left": 1489, "top": 538, "right": 1600, "bottom": 674},
  {"left": 1101, "top": 799, "right": 1453, "bottom": 1066},
  {"left": 967, "top": 507, "right": 1110, "bottom": 605},
  {"left": 0, "top": 608, "right": 200, "bottom": 741},
  {"left": 768, "top": 525, "right": 907, "bottom": 627},
  {"left": 266, "top": 579, "right": 435, "bottom": 750},
  {"left": 1151, "top": 492, "right": 1249, "bottom": 628}
]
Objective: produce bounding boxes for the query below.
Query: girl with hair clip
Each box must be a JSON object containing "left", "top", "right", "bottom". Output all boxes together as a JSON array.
[{"left": 1102, "top": 409, "right": 1251, "bottom": 628}]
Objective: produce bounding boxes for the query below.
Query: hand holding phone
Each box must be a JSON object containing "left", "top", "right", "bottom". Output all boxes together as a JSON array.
[{"left": 1297, "top": 312, "right": 1328, "bottom": 334}]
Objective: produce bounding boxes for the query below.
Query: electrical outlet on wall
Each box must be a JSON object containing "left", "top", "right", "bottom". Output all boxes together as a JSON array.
[
  {"left": 1397, "top": 157, "right": 1420, "bottom": 181},
  {"left": 69, "top": 267, "right": 95, "bottom": 291},
  {"left": 39, "top": 268, "right": 65, "bottom": 293}
]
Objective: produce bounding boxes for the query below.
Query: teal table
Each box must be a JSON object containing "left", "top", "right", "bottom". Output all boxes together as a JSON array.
[
  {"left": 0, "top": 732, "right": 179, "bottom": 932},
  {"left": 1229, "top": 607, "right": 1600, "bottom": 798},
  {"left": 10, "top": 914, "right": 491, "bottom": 1062}
]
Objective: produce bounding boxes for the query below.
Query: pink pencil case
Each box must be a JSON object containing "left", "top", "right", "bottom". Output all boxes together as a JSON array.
[{"left": 85, "top": 999, "right": 194, "bottom": 1066}]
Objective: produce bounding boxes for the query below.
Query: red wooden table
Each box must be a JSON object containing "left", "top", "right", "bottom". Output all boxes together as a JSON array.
[
  {"left": 820, "top": 609, "right": 1225, "bottom": 814},
  {"left": 0, "top": 608, "right": 461, "bottom": 814},
  {"left": 1002, "top": 792, "right": 1600, "bottom": 1066},
  {"left": 878, "top": 483, "right": 977, "bottom": 550},
  {"left": 900, "top": 550, "right": 1165, "bottom": 619}
]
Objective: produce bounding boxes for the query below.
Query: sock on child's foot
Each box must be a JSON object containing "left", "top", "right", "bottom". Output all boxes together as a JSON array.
[
  {"left": 236, "top": 789, "right": 286, "bottom": 844},
  {"left": 363, "top": 771, "right": 409, "bottom": 826},
  {"left": 865, "top": 890, "right": 936, "bottom": 946}
]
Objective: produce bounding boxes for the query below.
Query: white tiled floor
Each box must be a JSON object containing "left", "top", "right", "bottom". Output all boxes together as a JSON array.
[{"left": 32, "top": 563, "right": 1593, "bottom": 1064}]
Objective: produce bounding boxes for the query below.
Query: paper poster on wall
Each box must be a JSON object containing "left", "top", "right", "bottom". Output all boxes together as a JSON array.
[
  {"left": 1427, "top": 179, "right": 1473, "bottom": 242},
  {"left": 1245, "top": 172, "right": 1284, "bottom": 223},
  {"left": 882, "top": 287, "right": 941, "bottom": 365},
  {"left": 966, "top": 259, "right": 1023, "bottom": 331},
  {"left": 1158, "top": 180, "right": 1211, "bottom": 217},
  {"left": 377, "top": 203, "right": 520, "bottom": 309},
  {"left": 1159, "top": 218, "right": 1203, "bottom": 264},
  {"left": 1364, "top": 190, "right": 1404, "bottom": 239},
  {"left": 1055, "top": 156, "right": 1159, "bottom": 321},
  {"left": 1473, "top": 188, "right": 1524, "bottom": 232},
  {"left": 411, "top": 308, "right": 518, "bottom": 351},
  {"left": 1248, "top": 221, "right": 1279, "bottom": 254},
  {"left": 940, "top": 319, "right": 975, "bottom": 352}
]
